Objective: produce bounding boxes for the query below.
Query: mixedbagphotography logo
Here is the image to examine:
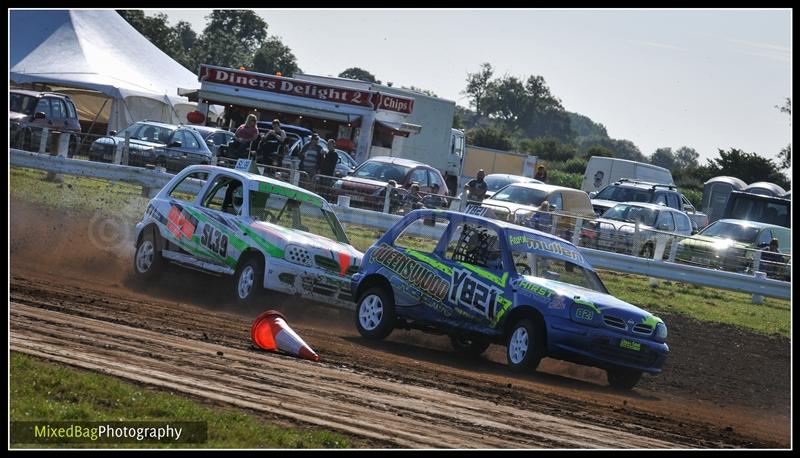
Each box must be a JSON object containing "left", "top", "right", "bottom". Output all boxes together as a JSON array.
[
  {"left": 87, "top": 211, "right": 135, "bottom": 255},
  {"left": 11, "top": 421, "right": 208, "bottom": 444}
]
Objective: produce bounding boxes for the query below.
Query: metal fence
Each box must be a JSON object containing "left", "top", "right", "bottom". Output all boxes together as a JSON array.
[{"left": 9, "top": 147, "right": 791, "bottom": 300}]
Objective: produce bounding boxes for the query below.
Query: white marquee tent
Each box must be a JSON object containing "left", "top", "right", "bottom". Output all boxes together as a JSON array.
[{"left": 10, "top": 9, "right": 210, "bottom": 133}]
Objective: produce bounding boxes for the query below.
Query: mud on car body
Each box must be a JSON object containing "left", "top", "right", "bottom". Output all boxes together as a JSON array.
[
  {"left": 351, "top": 209, "right": 668, "bottom": 389},
  {"left": 134, "top": 165, "right": 362, "bottom": 306}
]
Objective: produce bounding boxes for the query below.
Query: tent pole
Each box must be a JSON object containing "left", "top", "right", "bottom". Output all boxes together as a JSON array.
[{"left": 81, "top": 98, "right": 110, "bottom": 151}]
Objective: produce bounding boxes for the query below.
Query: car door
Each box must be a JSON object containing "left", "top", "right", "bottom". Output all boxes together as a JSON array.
[
  {"left": 195, "top": 174, "right": 245, "bottom": 266},
  {"left": 175, "top": 129, "right": 210, "bottom": 168},
  {"left": 654, "top": 211, "right": 676, "bottom": 256},
  {"left": 441, "top": 220, "right": 509, "bottom": 331}
]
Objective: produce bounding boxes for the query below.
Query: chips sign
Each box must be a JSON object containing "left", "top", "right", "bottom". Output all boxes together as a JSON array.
[{"left": 199, "top": 65, "right": 414, "bottom": 115}]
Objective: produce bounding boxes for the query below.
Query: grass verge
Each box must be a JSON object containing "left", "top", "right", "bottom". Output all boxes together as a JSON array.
[{"left": 10, "top": 352, "right": 354, "bottom": 448}]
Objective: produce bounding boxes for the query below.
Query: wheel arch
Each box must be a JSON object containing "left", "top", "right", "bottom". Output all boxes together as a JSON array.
[
  {"left": 237, "top": 247, "right": 267, "bottom": 281},
  {"left": 354, "top": 273, "right": 393, "bottom": 302},
  {"left": 503, "top": 305, "right": 547, "bottom": 343}
]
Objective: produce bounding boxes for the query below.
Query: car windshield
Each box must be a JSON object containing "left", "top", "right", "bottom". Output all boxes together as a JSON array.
[
  {"left": 602, "top": 204, "right": 658, "bottom": 226},
  {"left": 699, "top": 221, "right": 760, "bottom": 244},
  {"left": 353, "top": 161, "right": 411, "bottom": 182},
  {"left": 511, "top": 250, "right": 608, "bottom": 293},
  {"left": 491, "top": 185, "right": 548, "bottom": 206},
  {"left": 249, "top": 189, "right": 349, "bottom": 244},
  {"left": 10, "top": 93, "right": 39, "bottom": 115},
  {"left": 484, "top": 175, "right": 528, "bottom": 192},
  {"left": 119, "top": 123, "right": 176, "bottom": 144},
  {"left": 595, "top": 185, "right": 653, "bottom": 203}
]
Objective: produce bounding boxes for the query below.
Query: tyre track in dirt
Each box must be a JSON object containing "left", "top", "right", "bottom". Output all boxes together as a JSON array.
[
  {"left": 13, "top": 302, "right": 676, "bottom": 448},
  {"left": 10, "top": 271, "right": 784, "bottom": 448}
]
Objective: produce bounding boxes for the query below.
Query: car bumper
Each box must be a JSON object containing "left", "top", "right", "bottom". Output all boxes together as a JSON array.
[
  {"left": 265, "top": 257, "right": 355, "bottom": 308},
  {"left": 546, "top": 317, "right": 668, "bottom": 374}
]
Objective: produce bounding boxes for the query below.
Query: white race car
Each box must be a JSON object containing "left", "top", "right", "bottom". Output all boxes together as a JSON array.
[{"left": 133, "top": 165, "right": 362, "bottom": 306}]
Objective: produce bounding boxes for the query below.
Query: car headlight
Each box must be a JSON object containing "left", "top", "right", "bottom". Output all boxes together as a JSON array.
[
  {"left": 285, "top": 244, "right": 312, "bottom": 267},
  {"left": 654, "top": 322, "right": 668, "bottom": 342}
]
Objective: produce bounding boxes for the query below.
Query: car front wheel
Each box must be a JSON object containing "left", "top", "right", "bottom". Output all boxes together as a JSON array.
[
  {"left": 506, "top": 318, "right": 544, "bottom": 372},
  {"left": 233, "top": 257, "right": 262, "bottom": 304},
  {"left": 355, "top": 287, "right": 395, "bottom": 340}
]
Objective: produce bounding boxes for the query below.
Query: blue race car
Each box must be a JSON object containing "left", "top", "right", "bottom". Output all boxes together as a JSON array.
[{"left": 351, "top": 210, "right": 668, "bottom": 390}]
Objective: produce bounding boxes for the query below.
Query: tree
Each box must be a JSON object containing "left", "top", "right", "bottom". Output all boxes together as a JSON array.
[
  {"left": 452, "top": 110, "right": 464, "bottom": 130},
  {"left": 518, "top": 137, "right": 576, "bottom": 162},
  {"left": 650, "top": 147, "right": 676, "bottom": 170},
  {"left": 584, "top": 145, "right": 614, "bottom": 158},
  {"left": 705, "top": 148, "right": 789, "bottom": 190},
  {"left": 193, "top": 10, "right": 269, "bottom": 69},
  {"left": 252, "top": 36, "right": 301, "bottom": 76},
  {"left": 776, "top": 98, "right": 791, "bottom": 169},
  {"left": 404, "top": 86, "right": 438, "bottom": 98},
  {"left": 117, "top": 10, "right": 195, "bottom": 71},
  {"left": 568, "top": 112, "right": 609, "bottom": 139},
  {"left": 674, "top": 146, "right": 700, "bottom": 170},
  {"left": 466, "top": 125, "right": 514, "bottom": 151},
  {"left": 338, "top": 67, "right": 380, "bottom": 84},
  {"left": 463, "top": 63, "right": 494, "bottom": 117}
]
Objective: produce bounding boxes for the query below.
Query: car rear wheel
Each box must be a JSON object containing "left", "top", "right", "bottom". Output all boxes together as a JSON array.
[
  {"left": 450, "top": 335, "right": 491, "bottom": 357},
  {"left": 134, "top": 229, "right": 164, "bottom": 279},
  {"left": 233, "top": 256, "right": 262, "bottom": 304},
  {"left": 355, "top": 287, "right": 395, "bottom": 340},
  {"left": 606, "top": 367, "right": 642, "bottom": 390},
  {"left": 506, "top": 318, "right": 544, "bottom": 372}
]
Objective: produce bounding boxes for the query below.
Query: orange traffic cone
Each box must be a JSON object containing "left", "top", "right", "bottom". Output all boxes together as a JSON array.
[{"left": 251, "top": 310, "right": 320, "bottom": 362}]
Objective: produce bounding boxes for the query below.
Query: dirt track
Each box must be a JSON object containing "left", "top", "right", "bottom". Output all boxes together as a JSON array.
[{"left": 9, "top": 200, "right": 791, "bottom": 448}]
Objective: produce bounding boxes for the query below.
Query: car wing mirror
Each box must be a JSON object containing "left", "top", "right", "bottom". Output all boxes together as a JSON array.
[
  {"left": 170, "top": 140, "right": 182, "bottom": 148},
  {"left": 33, "top": 111, "right": 46, "bottom": 120},
  {"left": 589, "top": 192, "right": 597, "bottom": 199},
  {"left": 108, "top": 130, "right": 117, "bottom": 136},
  {"left": 206, "top": 139, "right": 214, "bottom": 146}
]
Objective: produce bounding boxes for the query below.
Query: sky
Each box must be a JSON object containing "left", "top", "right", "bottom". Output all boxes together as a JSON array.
[{"left": 146, "top": 8, "right": 792, "bottom": 166}]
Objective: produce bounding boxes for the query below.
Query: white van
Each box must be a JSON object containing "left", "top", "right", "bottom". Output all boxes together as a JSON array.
[{"left": 581, "top": 157, "right": 674, "bottom": 193}]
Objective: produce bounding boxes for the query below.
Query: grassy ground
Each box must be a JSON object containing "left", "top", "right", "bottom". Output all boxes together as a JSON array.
[
  {"left": 10, "top": 353, "right": 354, "bottom": 449},
  {"left": 10, "top": 166, "right": 791, "bottom": 337}
]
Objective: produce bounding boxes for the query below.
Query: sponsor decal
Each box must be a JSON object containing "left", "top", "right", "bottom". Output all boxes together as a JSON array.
[
  {"left": 449, "top": 267, "right": 503, "bottom": 320},
  {"left": 508, "top": 234, "right": 583, "bottom": 262},
  {"left": 574, "top": 298, "right": 602, "bottom": 315},
  {"left": 371, "top": 244, "right": 449, "bottom": 301},
  {"left": 641, "top": 314, "right": 664, "bottom": 328},
  {"left": 548, "top": 295, "right": 568, "bottom": 310},
  {"left": 167, "top": 205, "right": 198, "bottom": 241},
  {"left": 619, "top": 339, "right": 641, "bottom": 352},
  {"left": 575, "top": 308, "right": 594, "bottom": 321},
  {"left": 517, "top": 281, "right": 555, "bottom": 299},
  {"left": 200, "top": 224, "right": 228, "bottom": 258}
]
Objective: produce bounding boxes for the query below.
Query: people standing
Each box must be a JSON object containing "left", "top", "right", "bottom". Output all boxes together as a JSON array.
[
  {"left": 233, "top": 113, "right": 260, "bottom": 158},
  {"left": 464, "top": 169, "right": 488, "bottom": 202},
  {"left": 296, "top": 133, "right": 323, "bottom": 173},
  {"left": 535, "top": 165, "right": 548, "bottom": 183}
]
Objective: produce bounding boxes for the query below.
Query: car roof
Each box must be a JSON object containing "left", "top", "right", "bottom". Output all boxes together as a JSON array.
[
  {"left": 503, "top": 181, "right": 583, "bottom": 194},
  {"left": 180, "top": 165, "right": 329, "bottom": 204},
  {"left": 188, "top": 125, "right": 231, "bottom": 136},
  {"left": 10, "top": 88, "right": 72, "bottom": 99},
  {"left": 611, "top": 202, "right": 677, "bottom": 211},
  {"left": 365, "top": 156, "right": 437, "bottom": 168},
  {"left": 131, "top": 120, "right": 182, "bottom": 129},
  {"left": 486, "top": 173, "right": 541, "bottom": 183},
  {"left": 714, "top": 219, "right": 787, "bottom": 231}
]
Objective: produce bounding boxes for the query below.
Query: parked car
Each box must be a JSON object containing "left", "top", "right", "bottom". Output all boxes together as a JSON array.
[
  {"left": 89, "top": 121, "right": 213, "bottom": 172},
  {"left": 675, "top": 219, "right": 791, "bottom": 279},
  {"left": 590, "top": 179, "right": 708, "bottom": 230},
  {"left": 581, "top": 156, "right": 674, "bottom": 193},
  {"left": 581, "top": 202, "right": 693, "bottom": 258},
  {"left": 188, "top": 125, "right": 235, "bottom": 157},
  {"left": 721, "top": 191, "right": 790, "bottom": 228},
  {"left": 133, "top": 165, "right": 362, "bottom": 305},
  {"left": 450, "top": 173, "right": 543, "bottom": 210},
  {"left": 331, "top": 156, "right": 449, "bottom": 210},
  {"left": 351, "top": 209, "right": 669, "bottom": 389},
  {"left": 477, "top": 182, "right": 594, "bottom": 240},
  {"left": 10, "top": 89, "right": 81, "bottom": 156},
  {"left": 333, "top": 149, "right": 357, "bottom": 177}
]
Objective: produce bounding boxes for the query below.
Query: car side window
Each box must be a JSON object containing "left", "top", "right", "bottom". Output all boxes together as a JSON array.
[
  {"left": 202, "top": 175, "right": 245, "bottom": 215},
  {"left": 171, "top": 130, "right": 186, "bottom": 147},
  {"left": 656, "top": 211, "right": 675, "bottom": 231},
  {"left": 666, "top": 193, "right": 681, "bottom": 210},
  {"left": 34, "top": 98, "right": 51, "bottom": 117},
  {"left": 654, "top": 193, "right": 668, "bottom": 206},
  {"left": 48, "top": 98, "right": 65, "bottom": 118},
  {"left": 181, "top": 130, "right": 200, "bottom": 149},
  {"left": 445, "top": 222, "right": 503, "bottom": 271},
  {"left": 65, "top": 100, "right": 78, "bottom": 119},
  {"left": 428, "top": 170, "right": 444, "bottom": 191},
  {"left": 675, "top": 213, "right": 691, "bottom": 232},
  {"left": 168, "top": 171, "right": 209, "bottom": 202},
  {"left": 549, "top": 193, "right": 563, "bottom": 211},
  {"left": 393, "top": 216, "right": 448, "bottom": 253},
  {"left": 756, "top": 229, "right": 772, "bottom": 247}
]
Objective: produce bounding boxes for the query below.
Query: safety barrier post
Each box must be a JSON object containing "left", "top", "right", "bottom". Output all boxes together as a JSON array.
[
  {"left": 289, "top": 158, "right": 300, "bottom": 186},
  {"left": 752, "top": 271, "right": 766, "bottom": 304},
  {"left": 45, "top": 132, "right": 70, "bottom": 183},
  {"left": 751, "top": 250, "right": 762, "bottom": 274},
  {"left": 572, "top": 218, "right": 583, "bottom": 245},
  {"left": 383, "top": 184, "right": 392, "bottom": 213},
  {"left": 38, "top": 127, "right": 49, "bottom": 154},
  {"left": 668, "top": 235, "right": 679, "bottom": 262},
  {"left": 122, "top": 131, "right": 130, "bottom": 165}
]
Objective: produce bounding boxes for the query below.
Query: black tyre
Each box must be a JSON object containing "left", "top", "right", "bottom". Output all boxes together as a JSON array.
[
  {"left": 233, "top": 256, "right": 262, "bottom": 304},
  {"left": 506, "top": 318, "right": 545, "bottom": 373},
  {"left": 133, "top": 229, "right": 164, "bottom": 279},
  {"left": 450, "top": 335, "right": 491, "bottom": 357},
  {"left": 606, "top": 367, "right": 642, "bottom": 390},
  {"left": 355, "top": 286, "right": 396, "bottom": 340}
]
